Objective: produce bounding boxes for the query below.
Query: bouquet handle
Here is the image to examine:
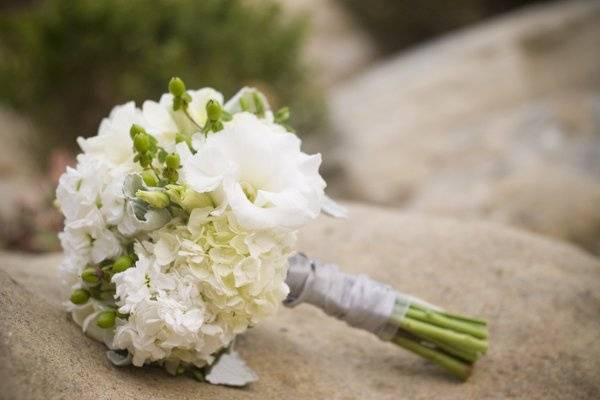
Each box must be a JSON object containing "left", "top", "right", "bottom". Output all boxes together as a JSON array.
[{"left": 285, "top": 253, "right": 489, "bottom": 380}]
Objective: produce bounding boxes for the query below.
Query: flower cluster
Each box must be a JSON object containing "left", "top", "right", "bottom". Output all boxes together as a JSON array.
[{"left": 56, "top": 78, "right": 326, "bottom": 376}]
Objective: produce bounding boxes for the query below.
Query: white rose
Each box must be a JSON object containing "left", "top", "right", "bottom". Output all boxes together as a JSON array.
[{"left": 180, "top": 112, "right": 325, "bottom": 230}]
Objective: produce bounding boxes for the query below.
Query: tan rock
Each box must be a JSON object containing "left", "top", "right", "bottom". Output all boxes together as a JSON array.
[
  {"left": 2, "top": 203, "right": 600, "bottom": 399},
  {"left": 0, "top": 108, "right": 40, "bottom": 217},
  {"left": 325, "top": 1, "right": 600, "bottom": 251}
]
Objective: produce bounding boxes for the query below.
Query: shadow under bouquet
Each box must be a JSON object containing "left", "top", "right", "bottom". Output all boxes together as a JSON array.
[{"left": 56, "top": 78, "right": 488, "bottom": 386}]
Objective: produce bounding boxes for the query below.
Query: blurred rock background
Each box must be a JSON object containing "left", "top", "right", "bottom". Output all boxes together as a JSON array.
[{"left": 1, "top": 0, "right": 600, "bottom": 254}]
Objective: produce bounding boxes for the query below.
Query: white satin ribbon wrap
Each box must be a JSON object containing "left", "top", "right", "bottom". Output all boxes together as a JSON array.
[{"left": 285, "top": 253, "right": 408, "bottom": 341}]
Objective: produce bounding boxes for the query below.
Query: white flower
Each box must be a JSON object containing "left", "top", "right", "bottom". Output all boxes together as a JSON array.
[
  {"left": 58, "top": 252, "right": 88, "bottom": 292},
  {"left": 77, "top": 102, "right": 144, "bottom": 166},
  {"left": 113, "top": 243, "right": 176, "bottom": 313},
  {"left": 142, "top": 99, "right": 179, "bottom": 153},
  {"left": 111, "top": 212, "right": 293, "bottom": 367},
  {"left": 180, "top": 112, "right": 326, "bottom": 230},
  {"left": 60, "top": 211, "right": 122, "bottom": 264},
  {"left": 56, "top": 154, "right": 129, "bottom": 226},
  {"left": 56, "top": 155, "right": 104, "bottom": 222}
]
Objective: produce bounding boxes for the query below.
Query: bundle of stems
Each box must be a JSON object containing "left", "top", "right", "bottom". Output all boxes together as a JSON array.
[{"left": 388, "top": 299, "right": 489, "bottom": 380}]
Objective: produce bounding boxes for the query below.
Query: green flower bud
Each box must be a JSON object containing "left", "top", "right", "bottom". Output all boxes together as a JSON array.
[
  {"left": 169, "top": 77, "right": 186, "bottom": 97},
  {"left": 129, "top": 123, "right": 145, "bottom": 139},
  {"left": 239, "top": 96, "right": 250, "bottom": 112},
  {"left": 113, "top": 255, "right": 134, "bottom": 273},
  {"left": 81, "top": 267, "right": 100, "bottom": 284},
  {"left": 173, "top": 96, "right": 183, "bottom": 111},
  {"left": 206, "top": 100, "right": 222, "bottom": 122},
  {"left": 211, "top": 120, "right": 224, "bottom": 132},
  {"left": 70, "top": 288, "right": 90, "bottom": 304},
  {"left": 181, "top": 189, "right": 213, "bottom": 211},
  {"left": 136, "top": 190, "right": 170, "bottom": 208},
  {"left": 275, "top": 107, "right": 290, "bottom": 123},
  {"left": 87, "top": 286, "right": 101, "bottom": 299},
  {"left": 175, "top": 132, "right": 187, "bottom": 144},
  {"left": 141, "top": 170, "right": 159, "bottom": 187},
  {"left": 157, "top": 148, "right": 168, "bottom": 163},
  {"left": 134, "top": 133, "right": 151, "bottom": 153},
  {"left": 253, "top": 91, "right": 265, "bottom": 117},
  {"left": 139, "top": 153, "right": 153, "bottom": 168},
  {"left": 165, "top": 153, "right": 180, "bottom": 169},
  {"left": 98, "top": 291, "right": 114, "bottom": 301},
  {"left": 96, "top": 310, "right": 116, "bottom": 329},
  {"left": 163, "top": 168, "right": 179, "bottom": 183}
]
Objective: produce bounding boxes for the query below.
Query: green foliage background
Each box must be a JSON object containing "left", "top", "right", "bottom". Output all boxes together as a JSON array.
[{"left": 0, "top": 0, "right": 325, "bottom": 163}]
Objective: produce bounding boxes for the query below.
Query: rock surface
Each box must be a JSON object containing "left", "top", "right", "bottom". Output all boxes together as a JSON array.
[
  {"left": 326, "top": 1, "right": 600, "bottom": 251},
  {"left": 2, "top": 203, "right": 600, "bottom": 399},
  {"left": 0, "top": 108, "right": 40, "bottom": 217}
]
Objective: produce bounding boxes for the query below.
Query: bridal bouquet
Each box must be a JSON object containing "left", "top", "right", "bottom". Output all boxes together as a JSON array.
[{"left": 57, "top": 78, "right": 488, "bottom": 386}]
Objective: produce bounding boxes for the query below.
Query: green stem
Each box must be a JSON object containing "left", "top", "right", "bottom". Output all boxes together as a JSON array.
[
  {"left": 404, "top": 306, "right": 488, "bottom": 339},
  {"left": 411, "top": 303, "right": 487, "bottom": 326},
  {"left": 183, "top": 108, "right": 203, "bottom": 131},
  {"left": 424, "top": 337, "right": 480, "bottom": 364},
  {"left": 392, "top": 335, "right": 472, "bottom": 381},
  {"left": 395, "top": 316, "right": 488, "bottom": 355}
]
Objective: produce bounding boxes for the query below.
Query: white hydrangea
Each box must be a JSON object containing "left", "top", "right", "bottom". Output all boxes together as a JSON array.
[
  {"left": 57, "top": 84, "right": 327, "bottom": 373},
  {"left": 112, "top": 211, "right": 294, "bottom": 367}
]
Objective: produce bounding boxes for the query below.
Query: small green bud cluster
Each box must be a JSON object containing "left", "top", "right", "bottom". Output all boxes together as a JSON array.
[
  {"left": 274, "top": 107, "right": 290, "bottom": 124},
  {"left": 70, "top": 288, "right": 90, "bottom": 304},
  {"left": 133, "top": 151, "right": 183, "bottom": 209},
  {"left": 73, "top": 264, "right": 113, "bottom": 303},
  {"left": 131, "top": 124, "right": 159, "bottom": 168},
  {"left": 129, "top": 121, "right": 183, "bottom": 205},
  {"left": 274, "top": 106, "right": 294, "bottom": 132},
  {"left": 202, "top": 99, "right": 232, "bottom": 136},
  {"left": 70, "top": 254, "right": 136, "bottom": 307},
  {"left": 164, "top": 153, "right": 180, "bottom": 182},
  {"left": 96, "top": 310, "right": 117, "bottom": 329},
  {"left": 239, "top": 90, "right": 266, "bottom": 118},
  {"left": 169, "top": 77, "right": 192, "bottom": 111},
  {"left": 112, "top": 255, "right": 134, "bottom": 273}
]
